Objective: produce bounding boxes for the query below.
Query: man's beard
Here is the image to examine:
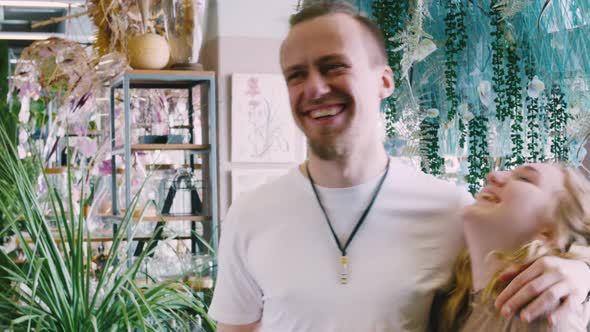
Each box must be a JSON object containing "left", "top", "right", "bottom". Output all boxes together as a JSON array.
[{"left": 308, "top": 136, "right": 349, "bottom": 160}]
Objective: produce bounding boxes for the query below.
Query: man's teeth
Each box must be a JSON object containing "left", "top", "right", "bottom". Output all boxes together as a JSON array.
[
  {"left": 310, "top": 108, "right": 341, "bottom": 119},
  {"left": 480, "top": 192, "right": 499, "bottom": 203}
]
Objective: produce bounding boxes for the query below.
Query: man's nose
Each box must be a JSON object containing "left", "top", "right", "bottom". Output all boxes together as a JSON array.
[
  {"left": 486, "top": 170, "right": 508, "bottom": 186},
  {"left": 303, "top": 71, "right": 330, "bottom": 100}
]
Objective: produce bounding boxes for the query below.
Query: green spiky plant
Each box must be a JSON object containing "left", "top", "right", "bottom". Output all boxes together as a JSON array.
[{"left": 0, "top": 126, "right": 215, "bottom": 331}]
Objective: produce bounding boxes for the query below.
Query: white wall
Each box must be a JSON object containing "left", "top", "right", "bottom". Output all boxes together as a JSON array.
[
  {"left": 203, "top": 0, "right": 305, "bottom": 219},
  {"left": 217, "top": 0, "right": 299, "bottom": 38}
]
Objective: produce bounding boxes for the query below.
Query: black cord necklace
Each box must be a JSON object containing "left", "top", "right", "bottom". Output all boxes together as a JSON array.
[{"left": 305, "top": 158, "right": 390, "bottom": 284}]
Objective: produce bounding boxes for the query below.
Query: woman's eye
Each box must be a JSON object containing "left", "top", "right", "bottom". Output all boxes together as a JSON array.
[{"left": 516, "top": 175, "right": 531, "bottom": 183}]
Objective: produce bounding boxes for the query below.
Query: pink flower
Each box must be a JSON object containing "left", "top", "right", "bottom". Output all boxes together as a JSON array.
[
  {"left": 70, "top": 137, "right": 98, "bottom": 157},
  {"left": 17, "top": 145, "right": 27, "bottom": 159},
  {"left": 36, "top": 175, "right": 47, "bottom": 194},
  {"left": 19, "top": 128, "right": 29, "bottom": 144},
  {"left": 98, "top": 160, "right": 112, "bottom": 176},
  {"left": 18, "top": 97, "right": 30, "bottom": 123},
  {"left": 71, "top": 187, "right": 81, "bottom": 203},
  {"left": 245, "top": 77, "right": 260, "bottom": 97},
  {"left": 71, "top": 124, "right": 86, "bottom": 136}
]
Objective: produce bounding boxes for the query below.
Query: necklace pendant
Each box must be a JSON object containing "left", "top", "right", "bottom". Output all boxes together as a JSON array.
[{"left": 340, "top": 255, "right": 348, "bottom": 284}]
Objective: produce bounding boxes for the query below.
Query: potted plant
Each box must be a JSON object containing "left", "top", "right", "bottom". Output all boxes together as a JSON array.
[{"left": 0, "top": 127, "right": 216, "bottom": 331}]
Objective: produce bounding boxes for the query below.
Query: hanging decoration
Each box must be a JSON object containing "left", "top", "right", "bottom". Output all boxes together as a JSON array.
[
  {"left": 548, "top": 84, "right": 570, "bottom": 162},
  {"left": 359, "top": 0, "right": 590, "bottom": 189},
  {"left": 505, "top": 40, "right": 525, "bottom": 167},
  {"left": 444, "top": 0, "right": 467, "bottom": 147},
  {"left": 490, "top": 0, "right": 509, "bottom": 122},
  {"left": 419, "top": 110, "right": 444, "bottom": 176},
  {"left": 466, "top": 114, "right": 490, "bottom": 195},
  {"left": 523, "top": 38, "right": 545, "bottom": 163},
  {"left": 371, "top": 0, "right": 409, "bottom": 138}
]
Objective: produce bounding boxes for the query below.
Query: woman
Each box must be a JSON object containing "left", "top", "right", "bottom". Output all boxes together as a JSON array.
[{"left": 436, "top": 163, "right": 590, "bottom": 331}]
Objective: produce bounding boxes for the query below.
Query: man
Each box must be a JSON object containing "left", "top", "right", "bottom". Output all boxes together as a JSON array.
[{"left": 208, "top": 2, "right": 590, "bottom": 331}]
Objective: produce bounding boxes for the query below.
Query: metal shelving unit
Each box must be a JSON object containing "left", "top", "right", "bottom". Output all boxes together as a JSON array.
[{"left": 107, "top": 69, "right": 218, "bottom": 262}]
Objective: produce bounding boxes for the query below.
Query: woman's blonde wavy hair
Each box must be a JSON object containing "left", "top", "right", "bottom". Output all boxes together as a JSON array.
[{"left": 438, "top": 164, "right": 590, "bottom": 332}]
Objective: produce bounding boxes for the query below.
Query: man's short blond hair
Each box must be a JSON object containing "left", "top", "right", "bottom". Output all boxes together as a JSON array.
[{"left": 289, "top": 1, "right": 388, "bottom": 66}]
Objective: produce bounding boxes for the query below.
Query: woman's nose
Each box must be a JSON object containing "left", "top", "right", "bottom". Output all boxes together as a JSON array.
[{"left": 486, "top": 170, "right": 508, "bottom": 186}]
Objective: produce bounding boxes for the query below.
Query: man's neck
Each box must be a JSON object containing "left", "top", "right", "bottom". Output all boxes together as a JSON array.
[{"left": 301, "top": 144, "right": 389, "bottom": 188}]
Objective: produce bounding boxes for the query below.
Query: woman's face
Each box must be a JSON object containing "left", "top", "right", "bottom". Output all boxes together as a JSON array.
[{"left": 462, "top": 163, "right": 565, "bottom": 244}]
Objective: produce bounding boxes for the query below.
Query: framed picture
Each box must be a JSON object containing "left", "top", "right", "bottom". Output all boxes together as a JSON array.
[
  {"left": 231, "top": 73, "right": 305, "bottom": 163},
  {"left": 231, "top": 168, "right": 290, "bottom": 203}
]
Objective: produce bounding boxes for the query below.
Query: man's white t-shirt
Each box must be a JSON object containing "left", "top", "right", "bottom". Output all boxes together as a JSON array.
[{"left": 209, "top": 158, "right": 473, "bottom": 331}]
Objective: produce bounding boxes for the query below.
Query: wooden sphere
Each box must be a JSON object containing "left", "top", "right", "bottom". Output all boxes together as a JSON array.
[{"left": 127, "top": 33, "right": 171, "bottom": 70}]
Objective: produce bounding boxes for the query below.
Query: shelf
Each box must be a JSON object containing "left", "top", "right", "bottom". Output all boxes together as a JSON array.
[
  {"left": 136, "top": 275, "right": 214, "bottom": 291},
  {"left": 112, "top": 144, "right": 209, "bottom": 155},
  {"left": 133, "top": 144, "right": 209, "bottom": 151},
  {"left": 65, "top": 131, "right": 100, "bottom": 137},
  {"left": 145, "top": 163, "right": 201, "bottom": 171},
  {"left": 102, "top": 214, "right": 211, "bottom": 222},
  {"left": 17, "top": 233, "right": 194, "bottom": 244},
  {"left": 45, "top": 167, "right": 81, "bottom": 174},
  {"left": 108, "top": 67, "right": 218, "bottom": 259},
  {"left": 185, "top": 275, "right": 214, "bottom": 291},
  {"left": 18, "top": 233, "right": 114, "bottom": 244},
  {"left": 115, "top": 164, "right": 202, "bottom": 174},
  {"left": 169, "top": 125, "right": 194, "bottom": 129},
  {"left": 111, "top": 70, "right": 215, "bottom": 89}
]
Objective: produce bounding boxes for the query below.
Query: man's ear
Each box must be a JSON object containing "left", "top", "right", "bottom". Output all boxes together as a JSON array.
[{"left": 379, "top": 66, "right": 395, "bottom": 99}]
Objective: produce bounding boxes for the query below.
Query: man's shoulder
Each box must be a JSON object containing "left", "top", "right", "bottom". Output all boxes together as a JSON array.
[
  {"left": 228, "top": 167, "right": 304, "bottom": 213},
  {"left": 391, "top": 157, "right": 470, "bottom": 202}
]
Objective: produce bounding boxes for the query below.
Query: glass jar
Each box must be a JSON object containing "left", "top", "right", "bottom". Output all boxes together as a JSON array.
[
  {"left": 162, "top": 0, "right": 207, "bottom": 69},
  {"left": 167, "top": 91, "right": 191, "bottom": 144},
  {"left": 159, "top": 167, "right": 202, "bottom": 216}
]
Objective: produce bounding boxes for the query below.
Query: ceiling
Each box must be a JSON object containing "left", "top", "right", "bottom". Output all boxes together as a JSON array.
[{"left": 0, "top": 0, "right": 93, "bottom": 56}]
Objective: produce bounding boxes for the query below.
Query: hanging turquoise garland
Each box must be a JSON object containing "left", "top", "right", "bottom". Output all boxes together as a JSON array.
[
  {"left": 506, "top": 41, "right": 525, "bottom": 167},
  {"left": 538, "top": 109, "right": 549, "bottom": 162},
  {"left": 548, "top": 84, "right": 570, "bottom": 162},
  {"left": 490, "top": 0, "right": 509, "bottom": 122},
  {"left": 372, "top": 0, "right": 409, "bottom": 138},
  {"left": 360, "top": 0, "right": 589, "bottom": 186},
  {"left": 466, "top": 114, "right": 490, "bottom": 195},
  {"left": 526, "top": 96, "right": 544, "bottom": 161},
  {"left": 523, "top": 39, "right": 545, "bottom": 163},
  {"left": 420, "top": 110, "right": 444, "bottom": 176},
  {"left": 444, "top": 0, "right": 467, "bottom": 147}
]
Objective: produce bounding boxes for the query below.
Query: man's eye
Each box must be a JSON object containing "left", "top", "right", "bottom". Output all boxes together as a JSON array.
[
  {"left": 286, "top": 72, "right": 303, "bottom": 82},
  {"left": 323, "top": 63, "right": 346, "bottom": 72}
]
